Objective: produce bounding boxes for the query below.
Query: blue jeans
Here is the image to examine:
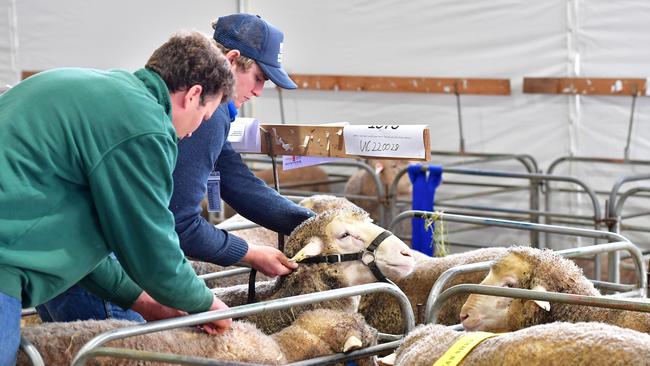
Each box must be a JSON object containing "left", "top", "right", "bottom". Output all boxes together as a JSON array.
[
  {"left": 0, "top": 291, "right": 21, "bottom": 366},
  {"left": 36, "top": 284, "right": 145, "bottom": 323}
]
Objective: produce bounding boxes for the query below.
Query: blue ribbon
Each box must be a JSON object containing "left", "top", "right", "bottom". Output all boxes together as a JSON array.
[{"left": 407, "top": 164, "right": 443, "bottom": 255}]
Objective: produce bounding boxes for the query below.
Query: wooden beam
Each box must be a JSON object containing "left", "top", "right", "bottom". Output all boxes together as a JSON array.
[
  {"left": 259, "top": 124, "right": 430, "bottom": 161},
  {"left": 523, "top": 77, "right": 647, "bottom": 96},
  {"left": 289, "top": 74, "right": 511, "bottom": 95}
]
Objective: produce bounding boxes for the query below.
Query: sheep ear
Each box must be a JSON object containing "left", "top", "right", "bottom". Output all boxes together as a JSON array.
[
  {"left": 377, "top": 352, "right": 396, "bottom": 366},
  {"left": 342, "top": 335, "right": 362, "bottom": 352},
  {"left": 290, "top": 237, "right": 324, "bottom": 262},
  {"left": 531, "top": 284, "right": 551, "bottom": 311}
]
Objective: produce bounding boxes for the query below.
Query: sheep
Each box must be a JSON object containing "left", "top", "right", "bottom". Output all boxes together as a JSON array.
[
  {"left": 359, "top": 247, "right": 508, "bottom": 334},
  {"left": 211, "top": 207, "right": 415, "bottom": 334},
  {"left": 384, "top": 321, "right": 650, "bottom": 366},
  {"left": 459, "top": 246, "right": 650, "bottom": 333},
  {"left": 344, "top": 159, "right": 411, "bottom": 225},
  {"left": 191, "top": 195, "right": 361, "bottom": 288},
  {"left": 17, "top": 309, "right": 377, "bottom": 366}
]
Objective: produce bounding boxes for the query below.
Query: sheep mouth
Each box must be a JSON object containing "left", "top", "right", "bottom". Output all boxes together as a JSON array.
[
  {"left": 379, "top": 262, "right": 415, "bottom": 277},
  {"left": 461, "top": 318, "right": 483, "bottom": 331}
]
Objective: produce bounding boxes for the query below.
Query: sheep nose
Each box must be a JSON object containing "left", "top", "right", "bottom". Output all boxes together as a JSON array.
[
  {"left": 400, "top": 249, "right": 412, "bottom": 257},
  {"left": 459, "top": 312, "right": 469, "bottom": 322}
]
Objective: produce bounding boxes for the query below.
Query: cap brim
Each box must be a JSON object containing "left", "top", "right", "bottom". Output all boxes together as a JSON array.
[{"left": 257, "top": 62, "right": 297, "bottom": 90}]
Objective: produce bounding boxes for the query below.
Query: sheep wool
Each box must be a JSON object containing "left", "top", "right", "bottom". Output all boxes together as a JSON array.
[
  {"left": 298, "top": 195, "right": 360, "bottom": 213},
  {"left": 17, "top": 309, "right": 378, "bottom": 366},
  {"left": 394, "top": 322, "right": 650, "bottom": 366},
  {"left": 18, "top": 319, "right": 285, "bottom": 366}
]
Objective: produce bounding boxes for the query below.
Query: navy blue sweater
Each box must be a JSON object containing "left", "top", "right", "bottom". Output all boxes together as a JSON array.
[{"left": 169, "top": 103, "right": 315, "bottom": 266}]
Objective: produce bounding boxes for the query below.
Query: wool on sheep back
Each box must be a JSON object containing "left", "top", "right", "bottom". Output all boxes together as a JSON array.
[{"left": 393, "top": 322, "right": 650, "bottom": 366}]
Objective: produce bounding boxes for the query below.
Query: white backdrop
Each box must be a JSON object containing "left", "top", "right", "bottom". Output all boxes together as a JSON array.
[{"left": 2, "top": 0, "right": 650, "bottom": 248}]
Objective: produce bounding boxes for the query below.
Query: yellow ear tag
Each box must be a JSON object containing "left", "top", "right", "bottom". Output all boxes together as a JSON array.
[{"left": 290, "top": 249, "right": 307, "bottom": 263}]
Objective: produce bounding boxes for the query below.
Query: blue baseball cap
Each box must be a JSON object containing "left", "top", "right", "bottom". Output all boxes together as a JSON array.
[{"left": 213, "top": 13, "right": 297, "bottom": 90}]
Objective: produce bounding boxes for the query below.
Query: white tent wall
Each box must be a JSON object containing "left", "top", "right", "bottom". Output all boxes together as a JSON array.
[
  {"left": 0, "top": 0, "right": 19, "bottom": 86},
  {"left": 3, "top": 1, "right": 650, "bottom": 249},
  {"left": 13, "top": 0, "right": 237, "bottom": 72}
]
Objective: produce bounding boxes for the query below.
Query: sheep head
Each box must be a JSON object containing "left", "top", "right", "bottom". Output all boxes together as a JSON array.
[
  {"left": 459, "top": 246, "right": 597, "bottom": 332},
  {"left": 286, "top": 207, "right": 415, "bottom": 285},
  {"left": 368, "top": 159, "right": 411, "bottom": 194}
]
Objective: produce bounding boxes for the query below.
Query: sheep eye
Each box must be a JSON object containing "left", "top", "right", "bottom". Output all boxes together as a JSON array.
[
  {"left": 339, "top": 232, "right": 350, "bottom": 239},
  {"left": 505, "top": 282, "right": 516, "bottom": 288}
]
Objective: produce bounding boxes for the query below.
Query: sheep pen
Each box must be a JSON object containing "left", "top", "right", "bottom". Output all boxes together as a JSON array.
[
  {"left": 459, "top": 246, "right": 650, "bottom": 333},
  {"left": 387, "top": 321, "right": 650, "bottom": 366},
  {"left": 17, "top": 309, "right": 377, "bottom": 366}
]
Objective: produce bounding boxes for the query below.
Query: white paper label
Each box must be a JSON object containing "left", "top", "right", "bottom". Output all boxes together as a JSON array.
[
  {"left": 282, "top": 155, "right": 349, "bottom": 170},
  {"left": 227, "top": 121, "right": 246, "bottom": 142},
  {"left": 343, "top": 125, "right": 427, "bottom": 159},
  {"left": 228, "top": 117, "right": 261, "bottom": 153}
]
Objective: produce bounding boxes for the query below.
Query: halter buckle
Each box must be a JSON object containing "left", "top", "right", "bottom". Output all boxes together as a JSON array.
[{"left": 361, "top": 251, "right": 375, "bottom": 265}]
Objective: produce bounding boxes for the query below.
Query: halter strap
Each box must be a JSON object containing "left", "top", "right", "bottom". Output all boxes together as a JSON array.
[
  {"left": 300, "top": 253, "right": 362, "bottom": 264},
  {"left": 367, "top": 230, "right": 393, "bottom": 252},
  {"left": 298, "top": 230, "right": 394, "bottom": 282}
]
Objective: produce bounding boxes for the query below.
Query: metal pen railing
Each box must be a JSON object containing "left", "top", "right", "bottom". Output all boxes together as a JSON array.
[
  {"left": 390, "top": 210, "right": 633, "bottom": 284},
  {"left": 424, "top": 240, "right": 646, "bottom": 325},
  {"left": 71, "top": 282, "right": 414, "bottom": 366},
  {"left": 427, "top": 284, "right": 650, "bottom": 325}
]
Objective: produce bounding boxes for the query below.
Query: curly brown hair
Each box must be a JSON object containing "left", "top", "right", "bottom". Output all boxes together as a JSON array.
[{"left": 145, "top": 31, "right": 234, "bottom": 105}]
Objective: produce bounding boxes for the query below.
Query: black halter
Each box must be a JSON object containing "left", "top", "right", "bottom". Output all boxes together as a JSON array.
[{"left": 299, "top": 230, "right": 393, "bottom": 282}]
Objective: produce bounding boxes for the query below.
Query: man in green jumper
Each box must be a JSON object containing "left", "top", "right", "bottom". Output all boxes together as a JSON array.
[{"left": 0, "top": 31, "right": 235, "bottom": 363}]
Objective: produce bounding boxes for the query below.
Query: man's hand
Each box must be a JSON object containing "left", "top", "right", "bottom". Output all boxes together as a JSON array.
[
  {"left": 199, "top": 296, "right": 232, "bottom": 335},
  {"left": 130, "top": 291, "right": 187, "bottom": 321},
  {"left": 130, "top": 291, "right": 233, "bottom": 335},
  {"left": 241, "top": 244, "right": 298, "bottom": 277}
]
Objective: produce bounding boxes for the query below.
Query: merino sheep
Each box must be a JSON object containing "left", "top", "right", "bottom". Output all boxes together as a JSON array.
[
  {"left": 359, "top": 247, "right": 507, "bottom": 334},
  {"left": 192, "top": 195, "right": 361, "bottom": 288},
  {"left": 387, "top": 322, "right": 650, "bottom": 366},
  {"left": 459, "top": 246, "right": 650, "bottom": 333},
  {"left": 344, "top": 159, "right": 411, "bottom": 225},
  {"left": 17, "top": 309, "right": 377, "bottom": 366},
  {"left": 211, "top": 207, "right": 415, "bottom": 334}
]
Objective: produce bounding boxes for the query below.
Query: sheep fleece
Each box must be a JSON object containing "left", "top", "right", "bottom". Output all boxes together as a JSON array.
[
  {"left": 395, "top": 322, "right": 650, "bottom": 366},
  {"left": 17, "top": 319, "right": 284, "bottom": 366}
]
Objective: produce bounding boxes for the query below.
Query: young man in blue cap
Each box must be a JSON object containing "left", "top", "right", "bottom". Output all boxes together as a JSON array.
[
  {"left": 36, "top": 14, "right": 316, "bottom": 323},
  {"left": 0, "top": 31, "right": 236, "bottom": 363}
]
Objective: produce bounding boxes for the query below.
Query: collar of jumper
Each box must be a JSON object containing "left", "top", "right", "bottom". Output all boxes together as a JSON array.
[{"left": 297, "top": 230, "right": 394, "bottom": 282}]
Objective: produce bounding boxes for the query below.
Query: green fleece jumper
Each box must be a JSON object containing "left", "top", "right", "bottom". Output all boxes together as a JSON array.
[{"left": 0, "top": 68, "right": 214, "bottom": 313}]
